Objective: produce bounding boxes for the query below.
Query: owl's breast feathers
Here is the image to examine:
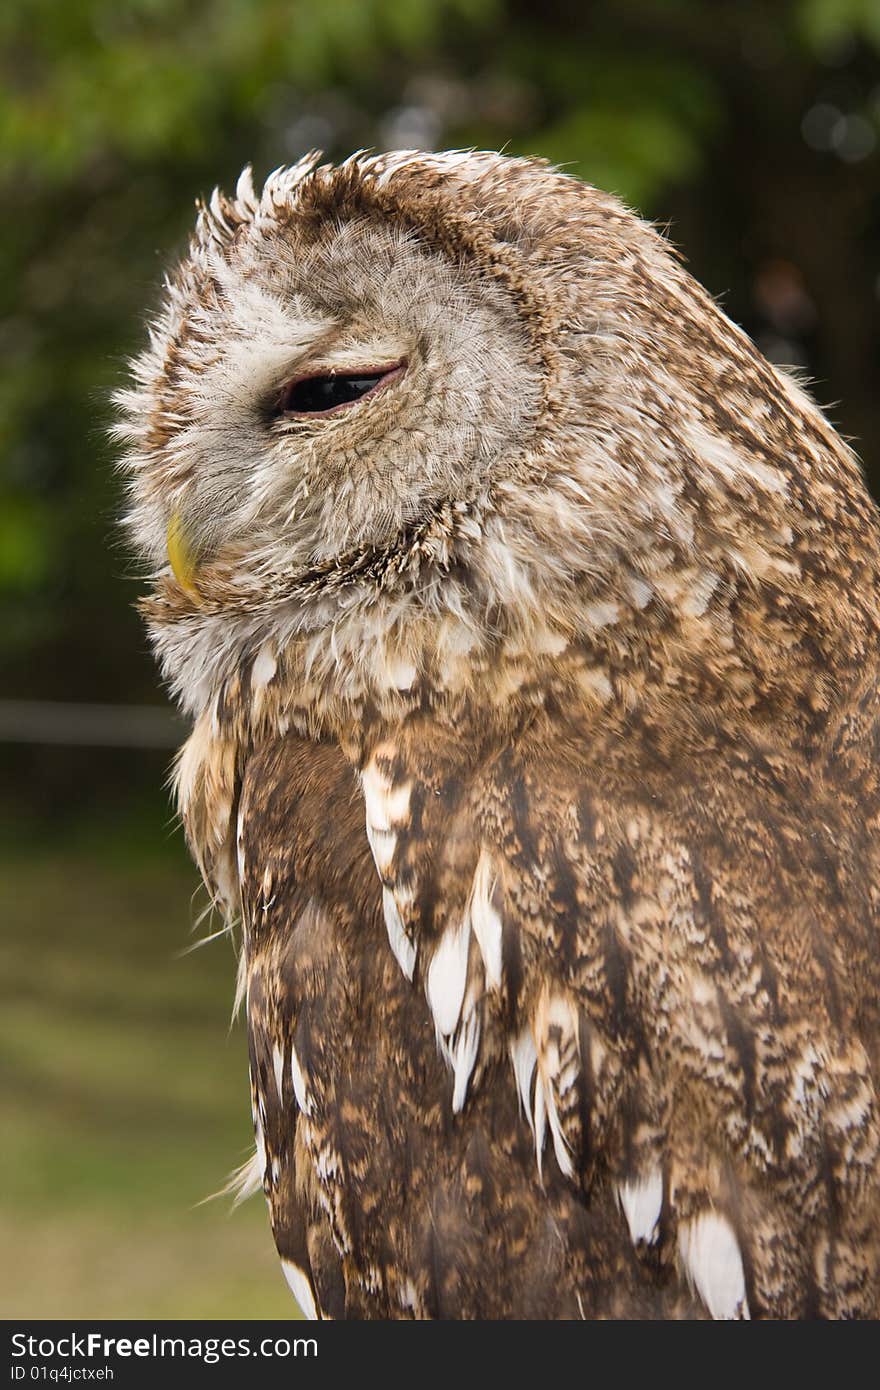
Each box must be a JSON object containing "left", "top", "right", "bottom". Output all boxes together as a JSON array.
[{"left": 177, "top": 659, "right": 880, "bottom": 1319}]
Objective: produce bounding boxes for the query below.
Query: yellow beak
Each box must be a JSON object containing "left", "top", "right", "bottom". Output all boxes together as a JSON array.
[{"left": 166, "top": 511, "right": 200, "bottom": 598}]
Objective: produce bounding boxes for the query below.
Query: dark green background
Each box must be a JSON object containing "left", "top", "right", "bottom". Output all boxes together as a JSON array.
[{"left": 1, "top": 0, "right": 878, "bottom": 1317}]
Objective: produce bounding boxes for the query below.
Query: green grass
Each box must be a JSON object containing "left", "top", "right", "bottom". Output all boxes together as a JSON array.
[{"left": 0, "top": 827, "right": 298, "bottom": 1319}]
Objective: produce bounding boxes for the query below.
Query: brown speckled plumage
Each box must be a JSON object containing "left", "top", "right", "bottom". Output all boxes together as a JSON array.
[{"left": 118, "top": 151, "right": 880, "bottom": 1318}]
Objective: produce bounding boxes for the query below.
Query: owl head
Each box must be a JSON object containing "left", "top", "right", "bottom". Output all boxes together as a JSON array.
[{"left": 117, "top": 151, "right": 875, "bottom": 731}]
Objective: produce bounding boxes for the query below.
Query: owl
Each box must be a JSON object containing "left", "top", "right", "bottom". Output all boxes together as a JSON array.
[{"left": 117, "top": 150, "right": 880, "bottom": 1319}]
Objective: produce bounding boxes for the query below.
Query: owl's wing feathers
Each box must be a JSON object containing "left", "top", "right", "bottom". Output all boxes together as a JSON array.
[
  {"left": 232, "top": 733, "right": 703, "bottom": 1319},
  {"left": 181, "top": 684, "right": 880, "bottom": 1318},
  {"left": 362, "top": 699, "right": 880, "bottom": 1319}
]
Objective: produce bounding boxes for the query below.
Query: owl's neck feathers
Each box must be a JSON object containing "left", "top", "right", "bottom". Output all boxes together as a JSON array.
[
  {"left": 133, "top": 154, "right": 880, "bottom": 761},
  {"left": 144, "top": 385, "right": 878, "bottom": 767}
]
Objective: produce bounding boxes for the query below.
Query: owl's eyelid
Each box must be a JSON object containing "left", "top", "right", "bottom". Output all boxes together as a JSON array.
[{"left": 285, "top": 358, "right": 407, "bottom": 387}]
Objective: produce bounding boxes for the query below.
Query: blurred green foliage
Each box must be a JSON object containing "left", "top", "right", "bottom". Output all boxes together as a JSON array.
[
  {"left": 0, "top": 837, "right": 299, "bottom": 1316},
  {"left": 0, "top": 0, "right": 879, "bottom": 751}
]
